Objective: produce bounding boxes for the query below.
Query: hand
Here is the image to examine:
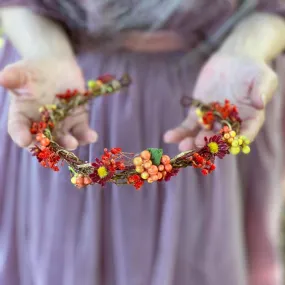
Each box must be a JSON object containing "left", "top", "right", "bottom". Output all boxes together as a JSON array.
[
  {"left": 0, "top": 57, "right": 98, "bottom": 149},
  {"left": 164, "top": 53, "right": 278, "bottom": 151}
]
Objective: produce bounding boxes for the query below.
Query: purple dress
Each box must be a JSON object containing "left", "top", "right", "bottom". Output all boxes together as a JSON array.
[{"left": 0, "top": 1, "right": 284, "bottom": 284}]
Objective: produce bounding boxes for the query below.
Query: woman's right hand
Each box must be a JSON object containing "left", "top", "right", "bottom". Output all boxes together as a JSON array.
[{"left": 0, "top": 57, "right": 98, "bottom": 149}]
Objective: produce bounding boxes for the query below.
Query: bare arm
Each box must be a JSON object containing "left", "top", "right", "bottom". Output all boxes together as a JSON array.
[
  {"left": 219, "top": 12, "right": 285, "bottom": 63},
  {"left": 0, "top": 7, "right": 74, "bottom": 59}
]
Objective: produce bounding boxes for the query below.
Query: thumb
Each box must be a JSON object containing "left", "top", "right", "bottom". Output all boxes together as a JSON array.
[
  {"left": 164, "top": 108, "right": 200, "bottom": 144},
  {"left": 0, "top": 63, "right": 29, "bottom": 90},
  {"left": 249, "top": 65, "right": 278, "bottom": 110}
]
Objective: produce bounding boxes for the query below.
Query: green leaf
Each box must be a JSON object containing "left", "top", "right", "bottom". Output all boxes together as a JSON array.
[{"left": 147, "top": 148, "right": 163, "bottom": 166}]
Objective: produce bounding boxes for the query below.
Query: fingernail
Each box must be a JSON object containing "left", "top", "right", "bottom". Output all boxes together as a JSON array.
[
  {"left": 89, "top": 131, "right": 98, "bottom": 142},
  {"left": 163, "top": 131, "right": 173, "bottom": 143}
]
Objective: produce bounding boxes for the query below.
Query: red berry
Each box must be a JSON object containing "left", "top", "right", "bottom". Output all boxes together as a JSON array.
[
  {"left": 210, "top": 164, "right": 216, "bottom": 171},
  {"left": 201, "top": 169, "right": 208, "bottom": 176}
]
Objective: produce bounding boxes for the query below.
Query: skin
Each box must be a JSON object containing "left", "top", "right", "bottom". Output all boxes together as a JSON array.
[
  {"left": 0, "top": 8, "right": 98, "bottom": 150},
  {"left": 164, "top": 12, "right": 285, "bottom": 150},
  {"left": 0, "top": 8, "right": 285, "bottom": 285}
]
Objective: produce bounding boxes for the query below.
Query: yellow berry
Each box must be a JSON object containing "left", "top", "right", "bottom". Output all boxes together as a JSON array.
[
  {"left": 244, "top": 138, "right": 250, "bottom": 145},
  {"left": 133, "top": 157, "right": 143, "bottom": 166},
  {"left": 87, "top": 80, "right": 96, "bottom": 89},
  {"left": 141, "top": 172, "right": 150, "bottom": 180},
  {"left": 228, "top": 138, "right": 234, "bottom": 144},
  {"left": 229, "top": 131, "right": 236, "bottom": 138},
  {"left": 230, "top": 146, "right": 240, "bottom": 155},
  {"left": 224, "top": 133, "right": 230, "bottom": 140},
  {"left": 242, "top": 146, "right": 251, "bottom": 154},
  {"left": 71, "top": 176, "right": 77, "bottom": 184},
  {"left": 238, "top": 138, "right": 243, "bottom": 145},
  {"left": 195, "top": 108, "right": 203, "bottom": 117},
  {"left": 231, "top": 139, "right": 239, "bottom": 147},
  {"left": 136, "top": 166, "right": 144, "bottom": 173}
]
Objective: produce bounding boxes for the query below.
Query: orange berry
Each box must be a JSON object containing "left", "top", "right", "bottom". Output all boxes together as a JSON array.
[
  {"left": 158, "top": 164, "right": 164, "bottom": 171},
  {"left": 148, "top": 165, "right": 158, "bottom": 175},
  {"left": 76, "top": 176, "right": 84, "bottom": 185},
  {"left": 141, "top": 172, "right": 149, "bottom": 180},
  {"left": 162, "top": 171, "right": 167, "bottom": 178},
  {"left": 36, "top": 133, "right": 44, "bottom": 141},
  {"left": 151, "top": 175, "right": 158, "bottom": 181},
  {"left": 147, "top": 177, "right": 154, "bottom": 183},
  {"left": 140, "top": 150, "right": 151, "bottom": 161},
  {"left": 164, "top": 164, "right": 173, "bottom": 172},
  {"left": 223, "top": 126, "right": 230, "bottom": 132},
  {"left": 157, "top": 172, "right": 163, "bottom": 180},
  {"left": 161, "top": 155, "right": 171, "bottom": 165},
  {"left": 143, "top": 160, "right": 152, "bottom": 169},
  {"left": 40, "top": 137, "right": 50, "bottom": 147},
  {"left": 83, "top": 176, "right": 92, "bottom": 185},
  {"left": 136, "top": 166, "right": 144, "bottom": 173},
  {"left": 133, "top": 156, "right": 143, "bottom": 166}
]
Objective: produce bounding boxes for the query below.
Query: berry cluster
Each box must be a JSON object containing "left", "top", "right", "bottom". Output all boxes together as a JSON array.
[
  {"left": 133, "top": 150, "right": 173, "bottom": 183},
  {"left": 28, "top": 73, "right": 251, "bottom": 190},
  {"left": 220, "top": 126, "right": 250, "bottom": 155}
]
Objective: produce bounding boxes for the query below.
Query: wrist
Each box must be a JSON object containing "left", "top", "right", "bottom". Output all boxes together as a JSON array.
[
  {"left": 217, "top": 12, "right": 285, "bottom": 63},
  {"left": 1, "top": 7, "right": 75, "bottom": 60}
]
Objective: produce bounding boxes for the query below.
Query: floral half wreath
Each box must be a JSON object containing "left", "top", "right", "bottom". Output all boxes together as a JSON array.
[{"left": 29, "top": 74, "right": 251, "bottom": 190}]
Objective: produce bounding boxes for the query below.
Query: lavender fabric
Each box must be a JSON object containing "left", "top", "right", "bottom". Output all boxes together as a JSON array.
[{"left": 0, "top": 1, "right": 285, "bottom": 285}]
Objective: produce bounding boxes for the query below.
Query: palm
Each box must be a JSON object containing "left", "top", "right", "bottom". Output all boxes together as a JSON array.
[
  {"left": 1, "top": 57, "right": 97, "bottom": 149},
  {"left": 164, "top": 54, "right": 277, "bottom": 151}
]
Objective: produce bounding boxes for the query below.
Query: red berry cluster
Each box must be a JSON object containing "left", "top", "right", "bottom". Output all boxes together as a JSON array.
[
  {"left": 31, "top": 146, "right": 61, "bottom": 171},
  {"left": 189, "top": 153, "right": 216, "bottom": 176},
  {"left": 56, "top": 89, "right": 80, "bottom": 100},
  {"left": 127, "top": 174, "right": 144, "bottom": 190},
  {"left": 201, "top": 100, "right": 242, "bottom": 129},
  {"left": 101, "top": 148, "right": 126, "bottom": 172},
  {"left": 30, "top": 121, "right": 54, "bottom": 135}
]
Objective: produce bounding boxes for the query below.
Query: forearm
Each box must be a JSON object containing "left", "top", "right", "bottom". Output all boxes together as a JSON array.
[
  {"left": 0, "top": 7, "right": 74, "bottom": 59},
  {"left": 219, "top": 12, "right": 285, "bottom": 63}
]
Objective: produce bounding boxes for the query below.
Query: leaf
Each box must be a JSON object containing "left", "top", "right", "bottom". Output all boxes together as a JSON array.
[{"left": 147, "top": 148, "right": 163, "bottom": 166}]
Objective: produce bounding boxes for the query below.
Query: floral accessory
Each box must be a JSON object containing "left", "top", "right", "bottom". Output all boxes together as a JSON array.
[{"left": 29, "top": 74, "right": 250, "bottom": 190}]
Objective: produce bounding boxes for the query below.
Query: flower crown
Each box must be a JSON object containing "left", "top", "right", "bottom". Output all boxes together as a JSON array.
[{"left": 30, "top": 74, "right": 250, "bottom": 190}]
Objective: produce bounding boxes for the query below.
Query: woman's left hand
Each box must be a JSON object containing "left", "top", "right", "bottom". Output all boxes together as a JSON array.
[{"left": 163, "top": 53, "right": 278, "bottom": 151}]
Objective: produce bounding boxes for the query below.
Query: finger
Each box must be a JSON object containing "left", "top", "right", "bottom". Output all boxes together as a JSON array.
[
  {"left": 178, "top": 137, "right": 195, "bottom": 152},
  {"left": 0, "top": 63, "right": 29, "bottom": 90},
  {"left": 164, "top": 108, "right": 200, "bottom": 143},
  {"left": 249, "top": 65, "right": 278, "bottom": 110},
  {"left": 194, "top": 130, "right": 216, "bottom": 147},
  {"left": 240, "top": 110, "right": 265, "bottom": 142},
  {"left": 71, "top": 124, "right": 98, "bottom": 145},
  {"left": 59, "top": 107, "right": 97, "bottom": 148},
  {"left": 57, "top": 133, "right": 79, "bottom": 151},
  {"left": 8, "top": 111, "right": 32, "bottom": 147}
]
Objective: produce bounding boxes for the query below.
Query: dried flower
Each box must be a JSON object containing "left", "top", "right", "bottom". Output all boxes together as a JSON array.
[{"left": 204, "top": 135, "right": 229, "bottom": 159}]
